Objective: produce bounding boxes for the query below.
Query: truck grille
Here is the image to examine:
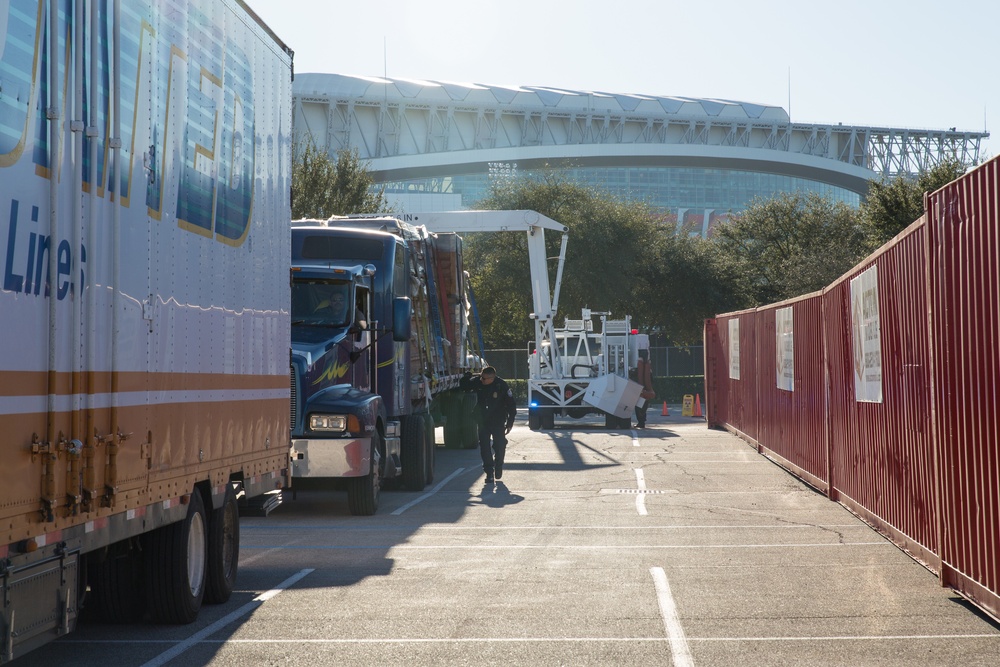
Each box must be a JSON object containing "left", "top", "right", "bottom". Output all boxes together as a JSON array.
[{"left": 290, "top": 364, "right": 298, "bottom": 430}]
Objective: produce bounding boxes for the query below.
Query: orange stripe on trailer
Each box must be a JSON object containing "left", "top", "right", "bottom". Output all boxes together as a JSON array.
[{"left": 0, "top": 370, "right": 289, "bottom": 398}]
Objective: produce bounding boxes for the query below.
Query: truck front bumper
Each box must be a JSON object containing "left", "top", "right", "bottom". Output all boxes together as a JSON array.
[{"left": 290, "top": 436, "right": 372, "bottom": 478}]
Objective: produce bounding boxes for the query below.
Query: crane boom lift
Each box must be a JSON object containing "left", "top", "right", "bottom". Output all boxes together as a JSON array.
[
  {"left": 408, "top": 210, "right": 644, "bottom": 430},
  {"left": 405, "top": 210, "right": 568, "bottom": 388}
]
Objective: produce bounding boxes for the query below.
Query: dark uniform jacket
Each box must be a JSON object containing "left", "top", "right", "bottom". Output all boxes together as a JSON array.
[{"left": 461, "top": 373, "right": 517, "bottom": 430}]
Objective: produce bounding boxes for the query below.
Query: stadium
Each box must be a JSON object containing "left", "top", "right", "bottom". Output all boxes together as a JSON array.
[{"left": 291, "top": 73, "right": 988, "bottom": 236}]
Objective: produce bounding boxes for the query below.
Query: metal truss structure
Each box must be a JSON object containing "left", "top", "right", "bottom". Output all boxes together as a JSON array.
[{"left": 294, "top": 76, "right": 988, "bottom": 183}]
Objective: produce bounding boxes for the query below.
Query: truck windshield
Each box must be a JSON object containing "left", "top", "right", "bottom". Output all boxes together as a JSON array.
[{"left": 292, "top": 279, "right": 351, "bottom": 327}]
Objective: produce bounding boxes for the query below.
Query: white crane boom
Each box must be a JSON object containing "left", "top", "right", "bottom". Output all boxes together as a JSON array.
[{"left": 402, "top": 209, "right": 641, "bottom": 429}]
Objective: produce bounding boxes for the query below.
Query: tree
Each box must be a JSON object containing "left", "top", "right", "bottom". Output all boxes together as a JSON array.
[
  {"left": 709, "top": 192, "right": 866, "bottom": 306},
  {"left": 643, "top": 232, "right": 745, "bottom": 343},
  {"left": 291, "top": 143, "right": 391, "bottom": 219},
  {"left": 468, "top": 176, "right": 739, "bottom": 347},
  {"left": 860, "top": 159, "right": 967, "bottom": 249}
]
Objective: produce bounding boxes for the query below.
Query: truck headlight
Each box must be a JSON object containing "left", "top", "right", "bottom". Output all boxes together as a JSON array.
[{"left": 308, "top": 414, "right": 348, "bottom": 432}]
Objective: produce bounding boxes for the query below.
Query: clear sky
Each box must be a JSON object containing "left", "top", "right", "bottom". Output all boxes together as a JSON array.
[{"left": 250, "top": 0, "right": 997, "bottom": 160}]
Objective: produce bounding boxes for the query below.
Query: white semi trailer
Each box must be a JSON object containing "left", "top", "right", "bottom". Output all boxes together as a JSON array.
[{"left": 0, "top": 0, "right": 292, "bottom": 660}]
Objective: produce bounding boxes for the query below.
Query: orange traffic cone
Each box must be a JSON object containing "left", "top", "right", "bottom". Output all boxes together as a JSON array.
[
  {"left": 661, "top": 401, "right": 669, "bottom": 416},
  {"left": 693, "top": 394, "right": 703, "bottom": 418}
]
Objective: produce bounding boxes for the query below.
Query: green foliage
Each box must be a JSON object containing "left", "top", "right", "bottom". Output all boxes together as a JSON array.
[
  {"left": 643, "top": 232, "right": 744, "bottom": 343},
  {"left": 469, "top": 176, "right": 741, "bottom": 347},
  {"left": 291, "top": 143, "right": 392, "bottom": 219},
  {"left": 709, "top": 192, "right": 866, "bottom": 306},
  {"left": 860, "top": 159, "right": 967, "bottom": 249},
  {"left": 466, "top": 163, "right": 963, "bottom": 347}
]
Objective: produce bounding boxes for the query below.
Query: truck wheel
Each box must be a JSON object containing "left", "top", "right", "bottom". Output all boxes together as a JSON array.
[
  {"left": 144, "top": 490, "right": 208, "bottom": 624},
  {"left": 205, "top": 484, "right": 240, "bottom": 604},
  {"left": 423, "top": 412, "right": 436, "bottom": 485},
  {"left": 348, "top": 431, "right": 382, "bottom": 515},
  {"left": 527, "top": 409, "right": 541, "bottom": 431},
  {"left": 83, "top": 543, "right": 145, "bottom": 623},
  {"left": 540, "top": 409, "right": 555, "bottom": 430},
  {"left": 401, "top": 414, "right": 428, "bottom": 491},
  {"left": 461, "top": 393, "right": 479, "bottom": 449}
]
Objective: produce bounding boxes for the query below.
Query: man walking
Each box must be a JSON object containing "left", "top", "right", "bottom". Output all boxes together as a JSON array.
[{"left": 461, "top": 366, "right": 517, "bottom": 483}]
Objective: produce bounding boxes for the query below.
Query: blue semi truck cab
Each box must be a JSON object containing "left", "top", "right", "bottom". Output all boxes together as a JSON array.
[{"left": 289, "top": 218, "right": 483, "bottom": 514}]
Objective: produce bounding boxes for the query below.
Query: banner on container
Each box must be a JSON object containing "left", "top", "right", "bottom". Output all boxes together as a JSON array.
[
  {"left": 775, "top": 307, "right": 794, "bottom": 392},
  {"left": 728, "top": 319, "right": 740, "bottom": 380},
  {"left": 850, "top": 266, "right": 883, "bottom": 402}
]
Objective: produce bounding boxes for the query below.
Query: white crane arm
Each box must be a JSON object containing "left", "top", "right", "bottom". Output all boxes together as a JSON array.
[{"left": 408, "top": 210, "right": 568, "bottom": 322}]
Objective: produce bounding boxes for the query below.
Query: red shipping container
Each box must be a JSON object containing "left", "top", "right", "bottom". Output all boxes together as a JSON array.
[
  {"left": 927, "top": 158, "right": 1000, "bottom": 619},
  {"left": 824, "top": 220, "right": 938, "bottom": 568}
]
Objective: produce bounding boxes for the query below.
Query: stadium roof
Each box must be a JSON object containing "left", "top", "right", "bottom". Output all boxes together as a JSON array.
[
  {"left": 293, "top": 73, "right": 989, "bottom": 186},
  {"left": 294, "top": 73, "right": 790, "bottom": 123}
]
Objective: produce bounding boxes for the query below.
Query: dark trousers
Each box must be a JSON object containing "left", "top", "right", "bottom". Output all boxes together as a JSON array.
[
  {"left": 478, "top": 422, "right": 507, "bottom": 474},
  {"left": 635, "top": 401, "right": 648, "bottom": 426}
]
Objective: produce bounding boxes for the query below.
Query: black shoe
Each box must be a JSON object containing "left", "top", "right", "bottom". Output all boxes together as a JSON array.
[
  {"left": 495, "top": 466, "right": 503, "bottom": 480},
  {"left": 485, "top": 476, "right": 495, "bottom": 484},
  {"left": 637, "top": 423, "right": 645, "bottom": 428}
]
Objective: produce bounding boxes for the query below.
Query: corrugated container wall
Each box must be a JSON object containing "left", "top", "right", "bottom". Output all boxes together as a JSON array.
[
  {"left": 824, "top": 221, "right": 938, "bottom": 566},
  {"left": 704, "top": 154, "right": 1000, "bottom": 621},
  {"left": 754, "top": 295, "right": 828, "bottom": 490},
  {"left": 927, "top": 159, "right": 1000, "bottom": 617},
  {"left": 705, "top": 311, "right": 758, "bottom": 441}
]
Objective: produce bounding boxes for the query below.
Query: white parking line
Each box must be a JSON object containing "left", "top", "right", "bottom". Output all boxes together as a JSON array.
[
  {"left": 632, "top": 429, "right": 641, "bottom": 447},
  {"left": 140, "top": 568, "right": 313, "bottom": 667},
  {"left": 651, "top": 566, "right": 694, "bottom": 667},
  {"left": 391, "top": 467, "right": 467, "bottom": 515},
  {"left": 242, "top": 542, "right": 894, "bottom": 551},
  {"left": 634, "top": 468, "right": 648, "bottom": 516},
  {"left": 66, "top": 633, "right": 1000, "bottom": 646}
]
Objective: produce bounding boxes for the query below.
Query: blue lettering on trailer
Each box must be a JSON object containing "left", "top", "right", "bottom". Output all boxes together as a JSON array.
[
  {"left": 1, "top": 0, "right": 256, "bottom": 246},
  {"left": 4, "top": 199, "right": 87, "bottom": 299}
]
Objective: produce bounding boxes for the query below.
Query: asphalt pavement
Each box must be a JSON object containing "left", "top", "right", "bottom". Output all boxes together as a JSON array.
[{"left": 26, "top": 406, "right": 1000, "bottom": 666}]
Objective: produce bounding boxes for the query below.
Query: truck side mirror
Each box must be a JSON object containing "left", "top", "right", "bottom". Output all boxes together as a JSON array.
[{"left": 393, "top": 297, "right": 412, "bottom": 341}]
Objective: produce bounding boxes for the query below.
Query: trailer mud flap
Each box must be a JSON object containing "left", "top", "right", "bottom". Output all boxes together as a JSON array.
[{"left": 1, "top": 551, "right": 79, "bottom": 663}]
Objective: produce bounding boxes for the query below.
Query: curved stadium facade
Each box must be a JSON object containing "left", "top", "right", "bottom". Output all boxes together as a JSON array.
[{"left": 292, "top": 73, "right": 988, "bottom": 236}]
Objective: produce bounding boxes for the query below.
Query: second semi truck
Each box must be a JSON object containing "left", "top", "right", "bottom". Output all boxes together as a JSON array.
[{"left": 289, "top": 217, "right": 484, "bottom": 514}]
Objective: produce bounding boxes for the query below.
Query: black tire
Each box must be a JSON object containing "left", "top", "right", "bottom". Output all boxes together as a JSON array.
[
  {"left": 205, "top": 484, "right": 239, "bottom": 604},
  {"left": 83, "top": 543, "right": 145, "bottom": 623},
  {"left": 540, "top": 409, "right": 555, "bottom": 430},
  {"left": 144, "top": 490, "right": 208, "bottom": 624},
  {"left": 527, "top": 409, "right": 541, "bottom": 431},
  {"left": 443, "top": 394, "right": 464, "bottom": 449},
  {"left": 423, "top": 412, "right": 436, "bottom": 485},
  {"left": 401, "top": 414, "right": 428, "bottom": 491},
  {"left": 461, "top": 393, "right": 479, "bottom": 449},
  {"left": 348, "top": 431, "right": 382, "bottom": 515}
]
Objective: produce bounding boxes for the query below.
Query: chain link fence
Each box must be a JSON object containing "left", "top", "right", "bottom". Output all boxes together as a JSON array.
[{"left": 482, "top": 346, "right": 704, "bottom": 380}]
